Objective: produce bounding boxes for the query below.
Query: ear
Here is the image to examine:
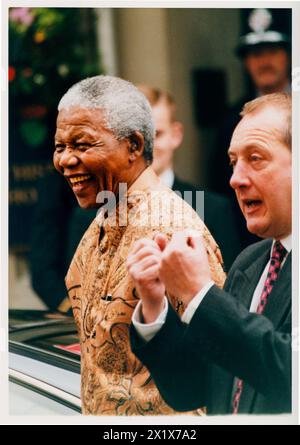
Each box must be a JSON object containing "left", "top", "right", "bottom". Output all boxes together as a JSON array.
[
  {"left": 171, "top": 121, "right": 184, "bottom": 151},
  {"left": 127, "top": 131, "right": 145, "bottom": 162}
]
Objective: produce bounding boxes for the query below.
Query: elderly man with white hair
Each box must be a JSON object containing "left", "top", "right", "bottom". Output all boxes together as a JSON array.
[{"left": 53, "top": 75, "right": 225, "bottom": 415}]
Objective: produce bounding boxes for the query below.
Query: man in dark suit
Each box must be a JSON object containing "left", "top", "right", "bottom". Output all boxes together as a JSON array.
[
  {"left": 137, "top": 85, "right": 242, "bottom": 271},
  {"left": 212, "top": 9, "right": 291, "bottom": 250},
  {"left": 127, "top": 92, "right": 292, "bottom": 415}
]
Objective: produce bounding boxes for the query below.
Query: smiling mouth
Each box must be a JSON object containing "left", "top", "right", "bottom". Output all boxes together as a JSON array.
[{"left": 67, "top": 174, "right": 93, "bottom": 186}]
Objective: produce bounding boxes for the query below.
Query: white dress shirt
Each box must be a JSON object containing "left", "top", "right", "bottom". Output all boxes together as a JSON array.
[
  {"left": 159, "top": 168, "right": 175, "bottom": 189},
  {"left": 132, "top": 234, "right": 292, "bottom": 342}
]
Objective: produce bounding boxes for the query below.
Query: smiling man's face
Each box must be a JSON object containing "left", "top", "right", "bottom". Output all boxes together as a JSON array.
[
  {"left": 228, "top": 105, "right": 291, "bottom": 240},
  {"left": 54, "top": 107, "right": 134, "bottom": 208}
]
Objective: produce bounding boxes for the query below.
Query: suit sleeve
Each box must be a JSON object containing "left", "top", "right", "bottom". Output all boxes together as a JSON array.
[
  {"left": 131, "top": 241, "right": 291, "bottom": 411},
  {"left": 185, "top": 285, "right": 291, "bottom": 401},
  {"left": 130, "top": 304, "right": 210, "bottom": 411},
  {"left": 131, "top": 283, "right": 291, "bottom": 411}
]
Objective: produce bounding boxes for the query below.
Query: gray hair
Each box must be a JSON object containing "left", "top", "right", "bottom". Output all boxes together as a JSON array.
[
  {"left": 58, "top": 75, "right": 155, "bottom": 162},
  {"left": 240, "top": 92, "right": 291, "bottom": 149}
]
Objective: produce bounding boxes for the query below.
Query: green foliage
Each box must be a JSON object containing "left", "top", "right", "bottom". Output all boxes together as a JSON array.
[
  {"left": 20, "top": 119, "right": 48, "bottom": 148},
  {"left": 9, "top": 7, "right": 102, "bottom": 148}
]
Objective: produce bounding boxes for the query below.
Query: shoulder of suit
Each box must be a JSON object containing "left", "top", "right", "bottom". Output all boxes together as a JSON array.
[
  {"left": 173, "top": 176, "right": 199, "bottom": 194},
  {"left": 173, "top": 176, "right": 231, "bottom": 207},
  {"left": 202, "top": 190, "right": 231, "bottom": 208},
  {"left": 230, "top": 238, "right": 272, "bottom": 271}
]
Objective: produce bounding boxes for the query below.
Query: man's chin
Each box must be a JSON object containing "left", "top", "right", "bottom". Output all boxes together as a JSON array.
[
  {"left": 246, "top": 220, "right": 268, "bottom": 239},
  {"left": 256, "top": 77, "right": 279, "bottom": 93}
]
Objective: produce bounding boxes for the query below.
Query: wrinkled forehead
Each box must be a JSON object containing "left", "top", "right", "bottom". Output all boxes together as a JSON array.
[
  {"left": 55, "top": 107, "right": 109, "bottom": 140},
  {"left": 229, "top": 106, "right": 288, "bottom": 154}
]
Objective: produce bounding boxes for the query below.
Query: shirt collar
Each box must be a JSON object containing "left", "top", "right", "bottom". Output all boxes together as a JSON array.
[
  {"left": 96, "top": 166, "right": 161, "bottom": 227},
  {"left": 272, "top": 233, "right": 292, "bottom": 253},
  {"left": 127, "top": 166, "right": 160, "bottom": 194},
  {"left": 159, "top": 168, "right": 175, "bottom": 189}
]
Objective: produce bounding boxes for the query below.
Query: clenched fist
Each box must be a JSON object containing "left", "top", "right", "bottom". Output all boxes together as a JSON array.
[
  {"left": 159, "top": 231, "right": 212, "bottom": 305},
  {"left": 127, "top": 238, "right": 165, "bottom": 323},
  {"left": 127, "top": 231, "right": 212, "bottom": 323}
]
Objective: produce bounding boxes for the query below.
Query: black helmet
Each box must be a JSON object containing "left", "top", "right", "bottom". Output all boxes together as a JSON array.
[{"left": 236, "top": 8, "right": 291, "bottom": 58}]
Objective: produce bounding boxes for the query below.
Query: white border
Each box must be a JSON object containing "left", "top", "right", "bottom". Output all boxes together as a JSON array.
[{"left": 1, "top": 0, "right": 299, "bottom": 426}]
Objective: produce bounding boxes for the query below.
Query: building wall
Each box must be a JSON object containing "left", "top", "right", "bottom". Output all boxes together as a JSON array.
[
  {"left": 115, "top": 7, "right": 245, "bottom": 186},
  {"left": 115, "top": 9, "right": 171, "bottom": 90}
]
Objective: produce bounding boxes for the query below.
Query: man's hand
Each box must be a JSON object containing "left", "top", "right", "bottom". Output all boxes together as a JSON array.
[
  {"left": 127, "top": 238, "right": 166, "bottom": 323},
  {"left": 157, "top": 231, "right": 212, "bottom": 306}
]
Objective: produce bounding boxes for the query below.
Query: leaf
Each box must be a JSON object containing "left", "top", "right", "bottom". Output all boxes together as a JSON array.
[{"left": 20, "top": 119, "right": 47, "bottom": 147}]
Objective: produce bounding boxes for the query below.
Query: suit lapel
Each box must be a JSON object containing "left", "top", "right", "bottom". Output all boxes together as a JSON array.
[
  {"left": 238, "top": 251, "right": 291, "bottom": 414},
  {"left": 236, "top": 244, "right": 291, "bottom": 325},
  {"left": 230, "top": 246, "right": 270, "bottom": 310},
  {"left": 211, "top": 243, "right": 271, "bottom": 413},
  {"left": 261, "top": 253, "right": 291, "bottom": 328}
]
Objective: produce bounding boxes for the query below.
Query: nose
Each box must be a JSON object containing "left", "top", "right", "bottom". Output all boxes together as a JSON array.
[
  {"left": 256, "top": 51, "right": 275, "bottom": 68},
  {"left": 58, "top": 149, "right": 80, "bottom": 170},
  {"left": 229, "top": 160, "right": 251, "bottom": 191}
]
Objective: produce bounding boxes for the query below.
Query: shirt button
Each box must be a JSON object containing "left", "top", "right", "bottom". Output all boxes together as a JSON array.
[{"left": 99, "top": 244, "right": 107, "bottom": 254}]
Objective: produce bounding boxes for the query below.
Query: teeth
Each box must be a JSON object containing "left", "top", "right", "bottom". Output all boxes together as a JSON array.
[
  {"left": 70, "top": 175, "right": 91, "bottom": 185},
  {"left": 246, "top": 200, "right": 260, "bottom": 207}
]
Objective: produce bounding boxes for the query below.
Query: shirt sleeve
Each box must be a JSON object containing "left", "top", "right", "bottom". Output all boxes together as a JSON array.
[
  {"left": 132, "top": 296, "right": 169, "bottom": 342},
  {"left": 181, "top": 280, "right": 215, "bottom": 324},
  {"left": 132, "top": 281, "right": 214, "bottom": 342}
]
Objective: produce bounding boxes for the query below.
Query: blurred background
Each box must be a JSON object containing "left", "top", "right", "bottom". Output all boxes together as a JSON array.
[{"left": 8, "top": 7, "right": 292, "bottom": 311}]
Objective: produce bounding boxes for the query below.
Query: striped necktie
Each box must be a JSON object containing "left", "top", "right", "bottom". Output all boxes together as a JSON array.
[{"left": 232, "top": 240, "right": 288, "bottom": 414}]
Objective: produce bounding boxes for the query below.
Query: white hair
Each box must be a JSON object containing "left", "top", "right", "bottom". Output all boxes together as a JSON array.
[{"left": 58, "top": 75, "right": 154, "bottom": 162}]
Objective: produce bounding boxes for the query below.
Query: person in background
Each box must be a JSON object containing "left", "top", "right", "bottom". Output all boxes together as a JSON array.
[
  {"left": 30, "top": 170, "right": 76, "bottom": 313},
  {"left": 137, "top": 85, "right": 242, "bottom": 271},
  {"left": 30, "top": 170, "right": 95, "bottom": 313}
]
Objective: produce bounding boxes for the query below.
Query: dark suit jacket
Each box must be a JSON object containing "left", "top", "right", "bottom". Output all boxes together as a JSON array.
[
  {"left": 130, "top": 239, "right": 292, "bottom": 415},
  {"left": 30, "top": 171, "right": 95, "bottom": 311},
  {"left": 212, "top": 96, "right": 252, "bottom": 197},
  {"left": 30, "top": 171, "right": 77, "bottom": 311},
  {"left": 173, "top": 176, "right": 243, "bottom": 271}
]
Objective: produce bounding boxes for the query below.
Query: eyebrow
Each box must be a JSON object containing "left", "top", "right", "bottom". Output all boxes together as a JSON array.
[
  {"left": 73, "top": 131, "right": 94, "bottom": 139},
  {"left": 55, "top": 130, "right": 94, "bottom": 142},
  {"left": 227, "top": 147, "right": 235, "bottom": 156},
  {"left": 227, "top": 143, "right": 269, "bottom": 157}
]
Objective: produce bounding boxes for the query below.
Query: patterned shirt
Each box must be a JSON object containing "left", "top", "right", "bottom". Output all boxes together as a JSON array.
[{"left": 66, "top": 167, "right": 226, "bottom": 415}]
